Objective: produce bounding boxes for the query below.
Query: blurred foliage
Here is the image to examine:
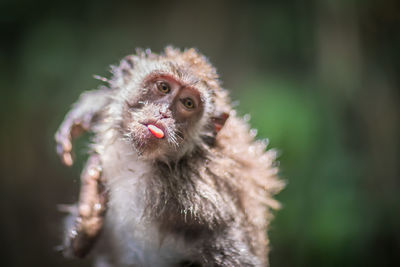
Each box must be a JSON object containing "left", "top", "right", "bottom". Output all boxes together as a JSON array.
[{"left": 1, "top": 0, "right": 399, "bottom": 266}]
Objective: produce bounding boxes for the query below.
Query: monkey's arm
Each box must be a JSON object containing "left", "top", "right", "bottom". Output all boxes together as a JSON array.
[
  {"left": 64, "top": 154, "right": 108, "bottom": 258},
  {"left": 56, "top": 89, "right": 110, "bottom": 257},
  {"left": 55, "top": 88, "right": 111, "bottom": 166}
]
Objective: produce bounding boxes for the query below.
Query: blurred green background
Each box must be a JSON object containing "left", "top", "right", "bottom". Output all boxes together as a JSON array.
[{"left": 1, "top": 0, "right": 399, "bottom": 266}]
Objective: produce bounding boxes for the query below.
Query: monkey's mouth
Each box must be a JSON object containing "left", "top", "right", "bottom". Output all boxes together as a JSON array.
[{"left": 141, "top": 121, "right": 165, "bottom": 139}]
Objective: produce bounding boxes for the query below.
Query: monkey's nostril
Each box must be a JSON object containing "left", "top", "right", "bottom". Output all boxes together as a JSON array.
[
  {"left": 159, "top": 108, "right": 171, "bottom": 118},
  {"left": 161, "top": 113, "right": 170, "bottom": 118}
]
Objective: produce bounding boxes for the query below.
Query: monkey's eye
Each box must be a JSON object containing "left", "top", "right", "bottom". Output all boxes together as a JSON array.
[
  {"left": 182, "top": 98, "right": 196, "bottom": 109},
  {"left": 156, "top": 81, "right": 171, "bottom": 94}
]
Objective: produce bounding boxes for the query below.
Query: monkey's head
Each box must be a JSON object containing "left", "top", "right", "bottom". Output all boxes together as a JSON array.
[{"left": 109, "top": 47, "right": 230, "bottom": 160}]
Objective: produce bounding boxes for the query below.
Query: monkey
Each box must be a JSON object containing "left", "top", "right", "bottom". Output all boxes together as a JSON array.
[{"left": 55, "top": 47, "right": 284, "bottom": 267}]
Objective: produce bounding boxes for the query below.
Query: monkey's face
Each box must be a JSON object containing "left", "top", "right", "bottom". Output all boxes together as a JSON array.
[{"left": 121, "top": 73, "right": 205, "bottom": 159}]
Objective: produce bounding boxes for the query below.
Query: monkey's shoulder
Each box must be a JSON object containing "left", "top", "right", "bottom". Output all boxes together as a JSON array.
[{"left": 212, "top": 115, "right": 278, "bottom": 179}]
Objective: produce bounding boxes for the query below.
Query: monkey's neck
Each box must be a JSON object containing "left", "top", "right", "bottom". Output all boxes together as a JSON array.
[
  {"left": 142, "top": 146, "right": 235, "bottom": 240},
  {"left": 99, "top": 132, "right": 232, "bottom": 240}
]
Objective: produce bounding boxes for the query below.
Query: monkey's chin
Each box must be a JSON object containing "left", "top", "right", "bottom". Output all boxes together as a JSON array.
[
  {"left": 130, "top": 133, "right": 168, "bottom": 160},
  {"left": 135, "top": 144, "right": 176, "bottom": 161},
  {"left": 128, "top": 121, "right": 179, "bottom": 160},
  {"left": 133, "top": 136, "right": 182, "bottom": 161}
]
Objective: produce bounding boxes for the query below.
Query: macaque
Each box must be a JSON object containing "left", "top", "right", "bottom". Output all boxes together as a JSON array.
[{"left": 55, "top": 47, "right": 284, "bottom": 267}]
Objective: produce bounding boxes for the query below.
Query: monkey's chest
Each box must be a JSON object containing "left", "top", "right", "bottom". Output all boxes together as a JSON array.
[{"left": 103, "top": 168, "right": 190, "bottom": 266}]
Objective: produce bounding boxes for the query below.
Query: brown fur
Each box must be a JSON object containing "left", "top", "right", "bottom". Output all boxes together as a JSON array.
[{"left": 56, "top": 47, "right": 284, "bottom": 267}]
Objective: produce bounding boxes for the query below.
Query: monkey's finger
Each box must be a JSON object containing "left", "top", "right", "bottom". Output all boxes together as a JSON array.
[
  {"left": 56, "top": 137, "right": 72, "bottom": 153},
  {"left": 56, "top": 143, "right": 64, "bottom": 155},
  {"left": 78, "top": 204, "right": 91, "bottom": 217},
  {"left": 56, "top": 142, "right": 74, "bottom": 166},
  {"left": 55, "top": 127, "right": 73, "bottom": 151},
  {"left": 63, "top": 138, "right": 72, "bottom": 152},
  {"left": 62, "top": 152, "right": 74, "bottom": 166},
  {"left": 57, "top": 120, "right": 73, "bottom": 137}
]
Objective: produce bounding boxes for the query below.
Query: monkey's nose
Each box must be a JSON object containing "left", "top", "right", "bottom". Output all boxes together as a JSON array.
[{"left": 159, "top": 107, "right": 171, "bottom": 118}]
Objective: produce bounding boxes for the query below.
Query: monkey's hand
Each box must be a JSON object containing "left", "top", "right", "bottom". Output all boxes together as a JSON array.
[
  {"left": 55, "top": 89, "right": 111, "bottom": 166},
  {"left": 66, "top": 154, "right": 108, "bottom": 258},
  {"left": 55, "top": 112, "right": 92, "bottom": 166}
]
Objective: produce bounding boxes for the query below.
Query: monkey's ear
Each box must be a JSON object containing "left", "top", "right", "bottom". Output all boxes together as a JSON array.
[{"left": 211, "top": 112, "right": 229, "bottom": 134}]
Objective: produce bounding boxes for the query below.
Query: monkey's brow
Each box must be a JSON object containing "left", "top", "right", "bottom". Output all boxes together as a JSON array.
[
  {"left": 187, "top": 79, "right": 201, "bottom": 87},
  {"left": 145, "top": 70, "right": 175, "bottom": 79},
  {"left": 144, "top": 71, "right": 204, "bottom": 96}
]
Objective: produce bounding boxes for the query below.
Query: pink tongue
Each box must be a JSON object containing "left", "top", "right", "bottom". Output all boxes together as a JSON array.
[{"left": 147, "top": 124, "right": 164, "bottom": 139}]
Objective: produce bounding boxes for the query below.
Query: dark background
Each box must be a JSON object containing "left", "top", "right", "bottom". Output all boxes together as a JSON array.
[{"left": 1, "top": 0, "right": 399, "bottom": 266}]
